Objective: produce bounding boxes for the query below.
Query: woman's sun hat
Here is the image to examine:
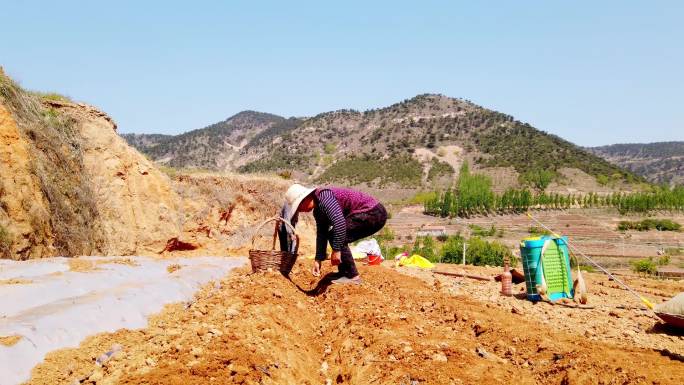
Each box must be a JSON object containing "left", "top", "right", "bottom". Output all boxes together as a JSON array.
[{"left": 284, "top": 183, "right": 316, "bottom": 223}]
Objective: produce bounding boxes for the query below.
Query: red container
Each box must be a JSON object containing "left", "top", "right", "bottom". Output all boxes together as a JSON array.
[{"left": 367, "top": 254, "right": 382, "bottom": 266}]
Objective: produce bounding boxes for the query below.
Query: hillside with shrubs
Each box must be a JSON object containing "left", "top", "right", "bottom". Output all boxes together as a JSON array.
[
  {"left": 123, "top": 111, "right": 289, "bottom": 171},
  {"left": 125, "top": 94, "right": 641, "bottom": 191},
  {"left": 588, "top": 142, "right": 684, "bottom": 186}
]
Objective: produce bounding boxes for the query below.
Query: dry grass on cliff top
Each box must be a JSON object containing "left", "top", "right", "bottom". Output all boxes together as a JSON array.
[{"left": 0, "top": 68, "right": 105, "bottom": 258}]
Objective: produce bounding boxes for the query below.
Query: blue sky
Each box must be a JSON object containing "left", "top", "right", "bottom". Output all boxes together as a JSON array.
[{"left": 1, "top": 1, "right": 682, "bottom": 146}]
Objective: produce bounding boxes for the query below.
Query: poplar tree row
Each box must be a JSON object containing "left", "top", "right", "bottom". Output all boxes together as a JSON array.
[{"left": 424, "top": 165, "right": 684, "bottom": 217}]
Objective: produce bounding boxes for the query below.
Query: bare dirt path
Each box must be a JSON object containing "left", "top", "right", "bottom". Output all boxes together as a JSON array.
[{"left": 27, "top": 264, "right": 684, "bottom": 385}]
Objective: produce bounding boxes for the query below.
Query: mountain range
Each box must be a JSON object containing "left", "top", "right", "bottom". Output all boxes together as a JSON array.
[
  {"left": 588, "top": 142, "right": 684, "bottom": 186},
  {"left": 122, "top": 94, "right": 642, "bottom": 190}
]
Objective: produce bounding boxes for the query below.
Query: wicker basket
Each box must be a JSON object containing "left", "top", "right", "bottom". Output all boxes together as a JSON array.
[{"left": 248, "top": 217, "right": 299, "bottom": 275}]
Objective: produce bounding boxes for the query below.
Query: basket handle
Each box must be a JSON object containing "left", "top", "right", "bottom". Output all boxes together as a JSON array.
[{"left": 250, "top": 217, "right": 299, "bottom": 254}]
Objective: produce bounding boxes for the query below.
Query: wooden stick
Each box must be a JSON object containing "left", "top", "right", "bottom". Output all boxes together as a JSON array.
[
  {"left": 434, "top": 271, "right": 494, "bottom": 281},
  {"left": 540, "top": 299, "right": 595, "bottom": 309}
]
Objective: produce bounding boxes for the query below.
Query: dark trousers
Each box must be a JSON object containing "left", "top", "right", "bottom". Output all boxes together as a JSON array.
[{"left": 330, "top": 204, "right": 387, "bottom": 278}]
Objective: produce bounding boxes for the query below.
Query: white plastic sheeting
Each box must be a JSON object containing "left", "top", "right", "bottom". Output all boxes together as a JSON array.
[{"left": 0, "top": 256, "right": 246, "bottom": 385}]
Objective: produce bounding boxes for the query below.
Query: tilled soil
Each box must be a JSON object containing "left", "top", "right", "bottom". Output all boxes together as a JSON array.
[
  {"left": 404, "top": 264, "right": 684, "bottom": 358},
  {"left": 27, "top": 263, "right": 684, "bottom": 385}
]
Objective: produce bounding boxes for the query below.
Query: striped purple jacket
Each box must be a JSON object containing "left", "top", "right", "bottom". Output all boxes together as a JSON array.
[{"left": 313, "top": 187, "right": 379, "bottom": 260}]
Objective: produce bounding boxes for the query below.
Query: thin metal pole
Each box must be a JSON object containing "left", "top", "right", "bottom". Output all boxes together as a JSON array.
[{"left": 462, "top": 242, "right": 466, "bottom": 265}]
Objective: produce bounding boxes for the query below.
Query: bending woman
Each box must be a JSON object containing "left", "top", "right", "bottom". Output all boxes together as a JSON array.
[{"left": 284, "top": 184, "right": 387, "bottom": 284}]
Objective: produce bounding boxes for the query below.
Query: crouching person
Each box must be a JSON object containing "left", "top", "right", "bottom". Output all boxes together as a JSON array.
[{"left": 284, "top": 184, "right": 387, "bottom": 284}]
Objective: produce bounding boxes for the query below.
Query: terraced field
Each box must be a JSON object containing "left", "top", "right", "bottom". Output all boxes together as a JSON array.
[{"left": 388, "top": 207, "right": 684, "bottom": 268}]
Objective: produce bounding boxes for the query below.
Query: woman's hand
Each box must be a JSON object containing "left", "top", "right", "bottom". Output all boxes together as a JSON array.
[
  {"left": 330, "top": 250, "right": 341, "bottom": 266},
  {"left": 312, "top": 260, "right": 321, "bottom": 277}
]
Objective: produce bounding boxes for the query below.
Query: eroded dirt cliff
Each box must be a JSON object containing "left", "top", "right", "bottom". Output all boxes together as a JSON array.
[
  {"left": 0, "top": 102, "right": 54, "bottom": 258},
  {"left": 46, "top": 99, "right": 181, "bottom": 256},
  {"left": 0, "top": 69, "right": 298, "bottom": 259}
]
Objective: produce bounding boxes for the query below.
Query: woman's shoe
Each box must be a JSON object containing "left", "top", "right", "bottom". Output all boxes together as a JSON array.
[{"left": 331, "top": 276, "right": 362, "bottom": 285}]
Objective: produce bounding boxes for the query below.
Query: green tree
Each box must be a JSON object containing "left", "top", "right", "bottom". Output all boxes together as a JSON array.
[
  {"left": 412, "top": 236, "right": 437, "bottom": 261},
  {"left": 520, "top": 169, "right": 555, "bottom": 191}
]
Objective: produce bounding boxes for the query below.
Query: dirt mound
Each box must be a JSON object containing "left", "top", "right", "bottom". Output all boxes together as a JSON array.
[
  {"left": 49, "top": 99, "right": 182, "bottom": 256},
  {"left": 1, "top": 69, "right": 300, "bottom": 259},
  {"left": 0, "top": 101, "right": 55, "bottom": 258},
  {"left": 0, "top": 71, "right": 180, "bottom": 259},
  {"left": 168, "top": 172, "right": 317, "bottom": 257},
  {"left": 26, "top": 265, "right": 684, "bottom": 385}
]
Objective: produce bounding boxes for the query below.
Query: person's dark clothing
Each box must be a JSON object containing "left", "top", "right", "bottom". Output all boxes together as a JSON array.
[
  {"left": 313, "top": 187, "right": 379, "bottom": 258},
  {"left": 278, "top": 203, "right": 297, "bottom": 253},
  {"left": 313, "top": 188, "right": 387, "bottom": 278}
]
